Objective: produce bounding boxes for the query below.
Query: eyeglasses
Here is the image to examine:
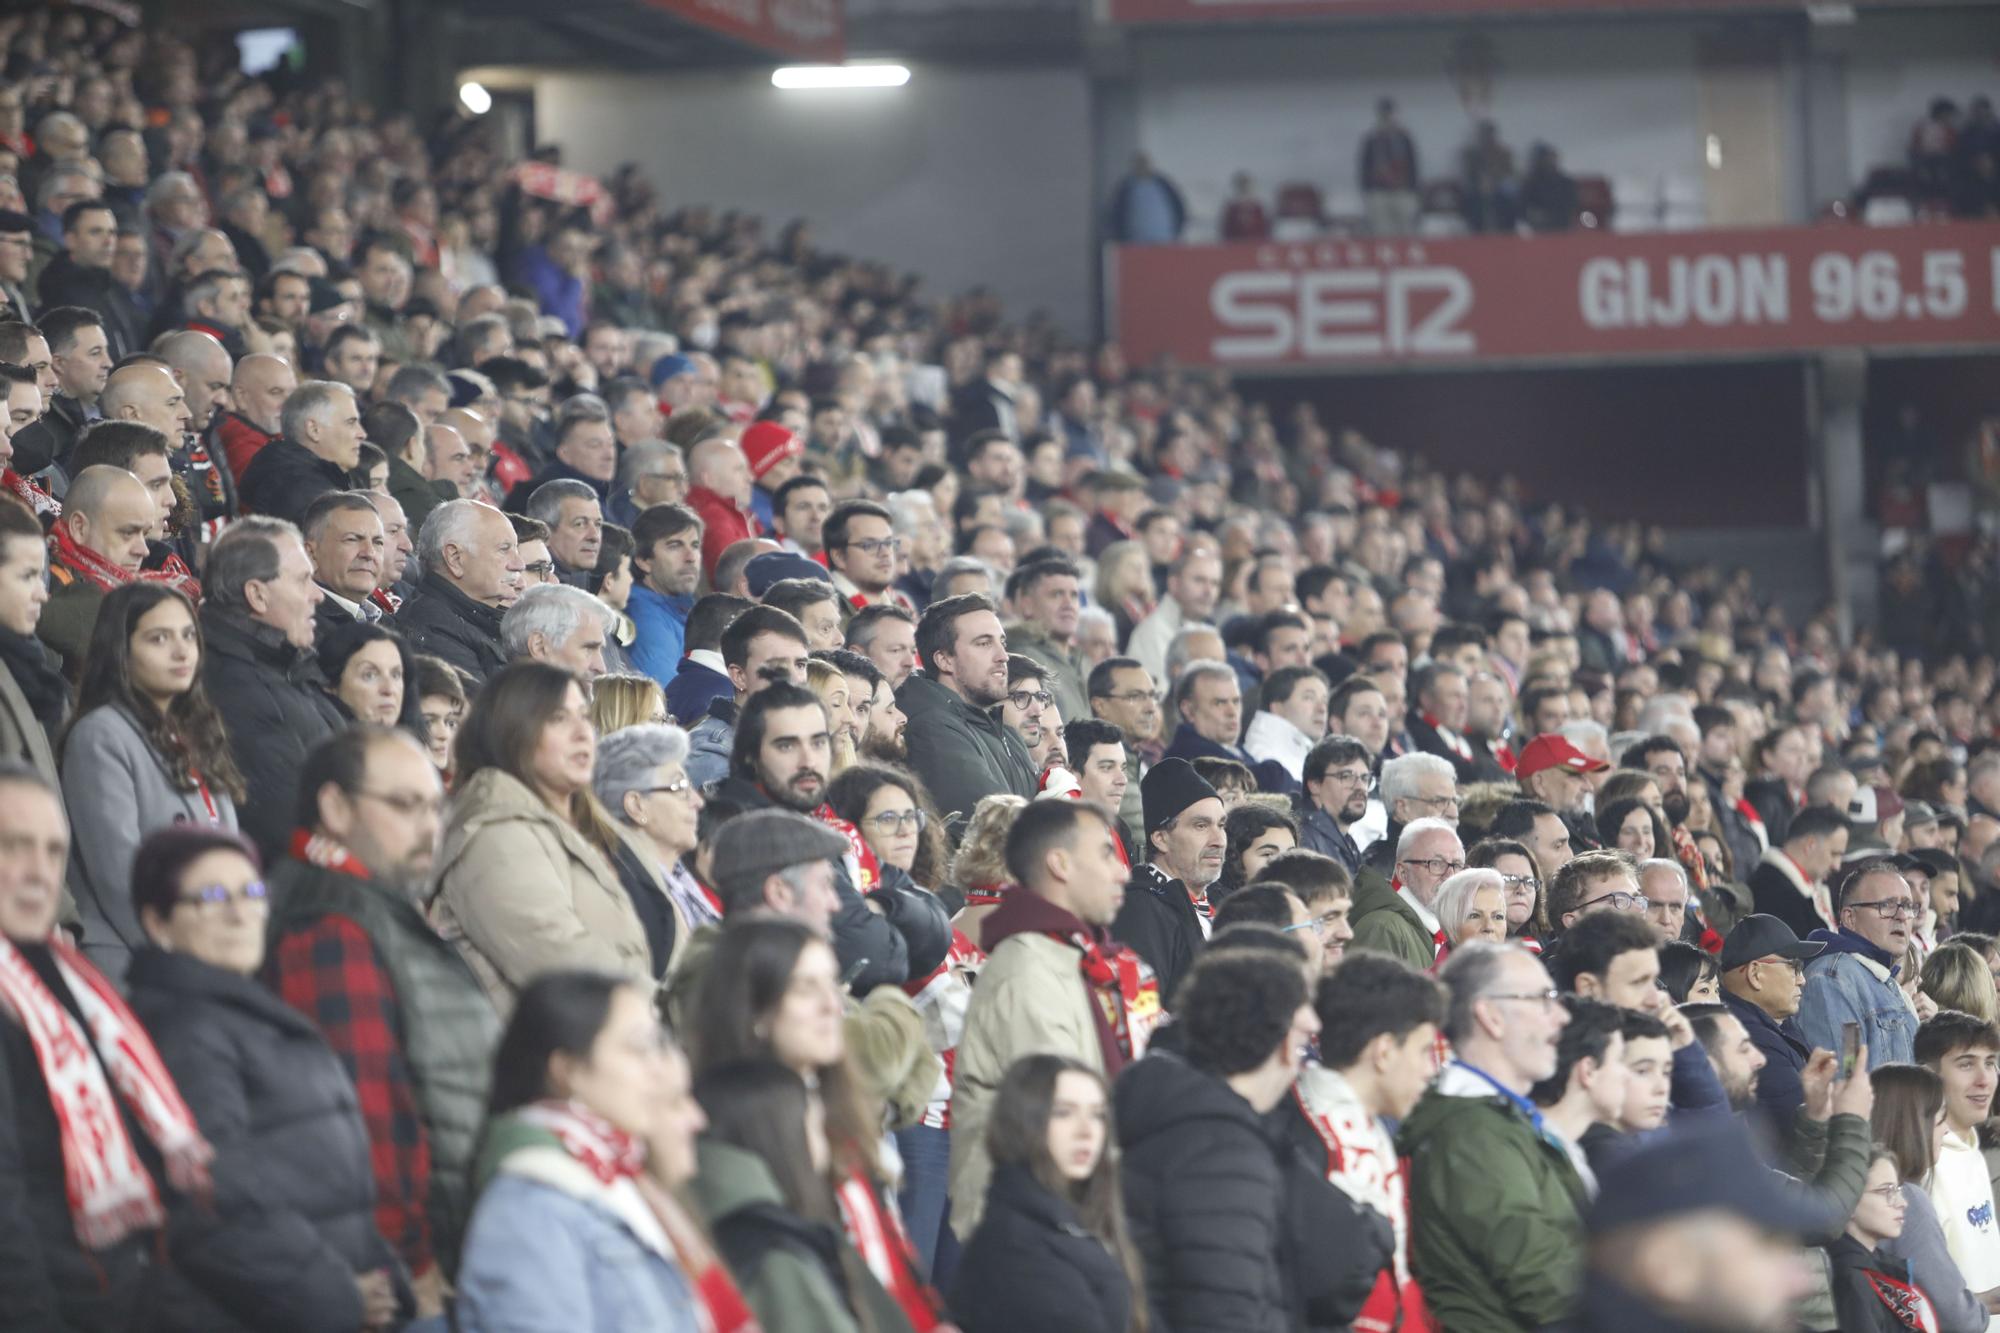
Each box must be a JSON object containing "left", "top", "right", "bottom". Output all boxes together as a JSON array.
[
  {"left": 1847, "top": 899, "right": 1916, "bottom": 921},
  {"left": 1316, "top": 767, "right": 1370, "bottom": 785},
  {"left": 1399, "top": 856, "right": 1466, "bottom": 877},
  {"left": 1282, "top": 916, "right": 1334, "bottom": 937},
  {"left": 1499, "top": 873, "right": 1541, "bottom": 892},
  {"left": 866, "top": 809, "right": 928, "bottom": 834},
  {"left": 356, "top": 789, "right": 444, "bottom": 818},
  {"left": 176, "top": 880, "right": 270, "bottom": 914},
  {"left": 1756, "top": 956, "right": 1807, "bottom": 977},
  {"left": 1864, "top": 1183, "right": 1905, "bottom": 1203},
  {"left": 1487, "top": 989, "right": 1561, "bottom": 1008},
  {"left": 845, "top": 536, "right": 902, "bottom": 557},
  {"left": 1007, "top": 689, "right": 1052, "bottom": 711},
  {"left": 1579, "top": 889, "right": 1648, "bottom": 913},
  {"left": 643, "top": 777, "right": 696, "bottom": 800},
  {"left": 1408, "top": 793, "right": 1461, "bottom": 812},
  {"left": 522, "top": 560, "right": 556, "bottom": 578}
]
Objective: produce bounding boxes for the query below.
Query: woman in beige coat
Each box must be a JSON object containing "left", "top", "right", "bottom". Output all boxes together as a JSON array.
[{"left": 429, "top": 662, "right": 652, "bottom": 1013}]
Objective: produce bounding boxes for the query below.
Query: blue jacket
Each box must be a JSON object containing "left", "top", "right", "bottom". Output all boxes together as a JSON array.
[
  {"left": 686, "top": 698, "right": 736, "bottom": 792},
  {"left": 1296, "top": 805, "right": 1361, "bottom": 879},
  {"left": 1797, "top": 928, "right": 1917, "bottom": 1069},
  {"left": 628, "top": 584, "right": 694, "bottom": 686},
  {"left": 664, "top": 659, "right": 732, "bottom": 728},
  {"left": 1160, "top": 723, "right": 1297, "bottom": 795},
  {"left": 1722, "top": 986, "right": 1813, "bottom": 1127},
  {"left": 457, "top": 1167, "right": 701, "bottom": 1333}
]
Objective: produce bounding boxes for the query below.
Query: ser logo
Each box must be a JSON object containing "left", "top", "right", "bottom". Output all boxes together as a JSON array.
[
  {"left": 1207, "top": 265, "right": 1475, "bottom": 363},
  {"left": 1969, "top": 1200, "right": 1993, "bottom": 1231}
]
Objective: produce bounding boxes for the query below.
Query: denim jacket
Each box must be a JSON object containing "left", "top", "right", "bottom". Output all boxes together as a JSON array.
[{"left": 1796, "top": 928, "right": 1917, "bottom": 1069}]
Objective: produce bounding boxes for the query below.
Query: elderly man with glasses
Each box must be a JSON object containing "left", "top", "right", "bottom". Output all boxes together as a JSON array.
[
  {"left": 1350, "top": 815, "right": 1464, "bottom": 970},
  {"left": 1362, "top": 751, "right": 1460, "bottom": 877},
  {"left": 1718, "top": 913, "right": 1827, "bottom": 1124},
  {"left": 1798, "top": 860, "right": 1922, "bottom": 1069}
]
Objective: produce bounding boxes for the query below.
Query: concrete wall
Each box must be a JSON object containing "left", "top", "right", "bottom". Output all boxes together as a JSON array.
[{"left": 531, "top": 64, "right": 1097, "bottom": 335}]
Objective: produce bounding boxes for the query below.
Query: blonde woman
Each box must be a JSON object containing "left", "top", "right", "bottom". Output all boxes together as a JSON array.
[
  {"left": 589, "top": 673, "right": 668, "bottom": 736},
  {"left": 806, "top": 657, "right": 859, "bottom": 778},
  {"left": 947, "top": 793, "right": 1030, "bottom": 941},
  {"left": 1432, "top": 867, "right": 1511, "bottom": 964},
  {"left": 1921, "top": 940, "right": 1998, "bottom": 1023}
]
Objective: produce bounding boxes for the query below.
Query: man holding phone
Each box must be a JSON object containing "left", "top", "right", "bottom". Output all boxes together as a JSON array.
[{"left": 1797, "top": 860, "right": 1919, "bottom": 1069}]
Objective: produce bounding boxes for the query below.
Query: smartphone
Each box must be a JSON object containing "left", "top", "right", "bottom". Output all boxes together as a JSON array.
[{"left": 1840, "top": 1022, "right": 1862, "bottom": 1079}]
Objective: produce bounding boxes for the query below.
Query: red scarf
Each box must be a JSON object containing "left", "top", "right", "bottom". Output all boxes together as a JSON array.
[
  {"left": 50, "top": 521, "right": 200, "bottom": 599},
  {"left": 962, "top": 881, "right": 1009, "bottom": 907},
  {"left": 291, "top": 828, "right": 370, "bottom": 880},
  {"left": 516, "top": 1099, "right": 645, "bottom": 1184},
  {"left": 1422, "top": 712, "right": 1473, "bottom": 762},
  {"left": 1065, "top": 928, "right": 1158, "bottom": 1074},
  {"left": 814, "top": 805, "right": 879, "bottom": 893},
  {"left": 0, "top": 934, "right": 213, "bottom": 1249},
  {"left": 836, "top": 1169, "right": 944, "bottom": 1331},
  {"left": 2, "top": 467, "right": 58, "bottom": 520}
]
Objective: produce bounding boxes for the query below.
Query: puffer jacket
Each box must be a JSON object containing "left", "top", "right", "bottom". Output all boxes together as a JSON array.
[
  {"left": 1114, "top": 1052, "right": 1291, "bottom": 1333},
  {"left": 388, "top": 572, "right": 507, "bottom": 685},
  {"left": 896, "top": 671, "right": 1036, "bottom": 836},
  {"left": 200, "top": 605, "right": 344, "bottom": 857},
  {"left": 950, "top": 1162, "right": 1132, "bottom": 1333},
  {"left": 125, "top": 948, "right": 401, "bottom": 1333},
  {"left": 429, "top": 767, "right": 652, "bottom": 1013}
]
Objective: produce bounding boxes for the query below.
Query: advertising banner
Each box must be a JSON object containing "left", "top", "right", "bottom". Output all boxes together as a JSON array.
[{"left": 1112, "top": 223, "right": 2000, "bottom": 369}]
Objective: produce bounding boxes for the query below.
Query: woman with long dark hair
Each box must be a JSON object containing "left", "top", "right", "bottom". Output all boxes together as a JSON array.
[
  {"left": 950, "top": 1054, "right": 1144, "bottom": 1333},
  {"left": 123, "top": 827, "right": 404, "bottom": 1333},
  {"left": 430, "top": 662, "right": 656, "bottom": 1011},
  {"left": 692, "top": 1058, "right": 915, "bottom": 1333},
  {"left": 61, "top": 582, "right": 244, "bottom": 981},
  {"left": 456, "top": 969, "right": 755, "bottom": 1333},
  {"left": 689, "top": 918, "right": 944, "bottom": 1331},
  {"left": 316, "top": 619, "right": 426, "bottom": 734}
]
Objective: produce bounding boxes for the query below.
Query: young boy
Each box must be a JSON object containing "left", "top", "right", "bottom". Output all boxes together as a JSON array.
[
  {"left": 1579, "top": 1010, "right": 1673, "bottom": 1176},
  {"left": 1253, "top": 847, "right": 1356, "bottom": 975},
  {"left": 1529, "top": 997, "right": 1630, "bottom": 1196},
  {"left": 1280, "top": 950, "right": 1447, "bottom": 1332},
  {"left": 1916, "top": 1010, "right": 2000, "bottom": 1297}
]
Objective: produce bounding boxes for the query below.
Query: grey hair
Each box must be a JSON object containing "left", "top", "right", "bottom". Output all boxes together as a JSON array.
[
  {"left": 1559, "top": 719, "right": 1609, "bottom": 755},
  {"left": 1165, "top": 623, "right": 1225, "bottom": 681},
  {"left": 271, "top": 247, "right": 325, "bottom": 277},
  {"left": 144, "top": 170, "right": 199, "bottom": 217},
  {"left": 205, "top": 516, "right": 301, "bottom": 613},
  {"left": 555, "top": 392, "right": 610, "bottom": 439},
  {"left": 387, "top": 364, "right": 450, "bottom": 405},
  {"left": 1172, "top": 659, "right": 1237, "bottom": 712},
  {"left": 1395, "top": 815, "right": 1460, "bottom": 862},
  {"left": 166, "top": 226, "right": 225, "bottom": 274},
  {"left": 933, "top": 555, "right": 996, "bottom": 598},
  {"left": 1438, "top": 940, "right": 1514, "bottom": 1044},
  {"left": 1434, "top": 868, "right": 1505, "bottom": 948},
  {"left": 36, "top": 166, "right": 95, "bottom": 212},
  {"left": 1077, "top": 605, "right": 1116, "bottom": 639},
  {"left": 1608, "top": 730, "right": 1648, "bottom": 763},
  {"left": 883, "top": 490, "right": 937, "bottom": 535},
  {"left": 1638, "top": 857, "right": 1689, "bottom": 891},
  {"left": 619, "top": 439, "right": 681, "bottom": 489},
  {"left": 592, "top": 723, "right": 691, "bottom": 821},
  {"left": 501, "top": 583, "right": 610, "bottom": 661},
  {"left": 280, "top": 381, "right": 353, "bottom": 446},
  {"left": 1381, "top": 752, "right": 1456, "bottom": 808},
  {"left": 456, "top": 312, "right": 511, "bottom": 364},
  {"left": 415, "top": 498, "right": 490, "bottom": 580},
  {"left": 526, "top": 478, "right": 598, "bottom": 527},
  {"left": 184, "top": 269, "right": 235, "bottom": 313}
]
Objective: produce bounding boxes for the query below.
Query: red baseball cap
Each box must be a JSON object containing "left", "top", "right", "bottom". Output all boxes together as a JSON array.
[
  {"left": 1515, "top": 734, "right": 1610, "bottom": 780},
  {"left": 741, "top": 421, "right": 803, "bottom": 481}
]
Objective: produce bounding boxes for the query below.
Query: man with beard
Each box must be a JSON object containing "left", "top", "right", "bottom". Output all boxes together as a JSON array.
[
  {"left": 628, "top": 501, "right": 702, "bottom": 686},
  {"left": 1680, "top": 1004, "right": 1770, "bottom": 1114},
  {"left": 998, "top": 654, "right": 1064, "bottom": 780},
  {"left": 265, "top": 727, "right": 499, "bottom": 1314},
  {"left": 1298, "top": 734, "right": 1372, "bottom": 879},
  {"left": 684, "top": 604, "right": 810, "bottom": 790},
  {"left": 1517, "top": 733, "right": 1608, "bottom": 847},
  {"left": 711, "top": 681, "right": 940, "bottom": 994},
  {"left": 1005, "top": 556, "right": 1087, "bottom": 724},
  {"left": 1115, "top": 757, "right": 1227, "bottom": 1004},
  {"left": 900, "top": 593, "right": 1038, "bottom": 835},
  {"left": 1464, "top": 669, "right": 1517, "bottom": 778},
  {"left": 824, "top": 649, "right": 903, "bottom": 762}
]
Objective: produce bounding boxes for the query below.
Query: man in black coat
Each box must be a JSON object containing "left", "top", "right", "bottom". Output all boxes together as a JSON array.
[
  {"left": 34, "top": 201, "right": 144, "bottom": 358},
  {"left": 1717, "top": 913, "right": 1825, "bottom": 1128},
  {"left": 1113, "top": 758, "right": 1225, "bottom": 1008},
  {"left": 390, "top": 498, "right": 522, "bottom": 685},
  {"left": 238, "top": 381, "right": 364, "bottom": 527},
  {"left": 200, "top": 518, "right": 346, "bottom": 857},
  {"left": 1746, "top": 805, "right": 1848, "bottom": 943},
  {"left": 1115, "top": 949, "right": 1313, "bottom": 1333}
]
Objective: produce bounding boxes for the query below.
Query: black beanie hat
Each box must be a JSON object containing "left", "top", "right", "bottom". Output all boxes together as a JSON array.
[{"left": 1143, "top": 757, "right": 1219, "bottom": 833}]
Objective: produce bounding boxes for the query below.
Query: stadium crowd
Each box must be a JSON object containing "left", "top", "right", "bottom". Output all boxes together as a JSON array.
[{"left": 6, "top": 5, "right": 2000, "bottom": 1333}]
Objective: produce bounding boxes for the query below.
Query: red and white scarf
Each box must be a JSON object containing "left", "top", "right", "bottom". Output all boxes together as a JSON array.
[
  {"left": 1061, "top": 928, "right": 1160, "bottom": 1073},
  {"left": 515, "top": 1099, "right": 646, "bottom": 1185},
  {"left": 0, "top": 934, "right": 212, "bottom": 1249},
  {"left": 815, "top": 805, "right": 880, "bottom": 893},
  {"left": 836, "top": 1168, "right": 944, "bottom": 1331},
  {"left": 2, "top": 467, "right": 58, "bottom": 520},
  {"left": 50, "top": 520, "right": 200, "bottom": 600}
]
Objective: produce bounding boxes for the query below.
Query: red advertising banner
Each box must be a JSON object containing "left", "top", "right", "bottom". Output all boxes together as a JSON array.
[
  {"left": 1112, "top": 222, "right": 2000, "bottom": 370},
  {"left": 1109, "top": 0, "right": 1967, "bottom": 23},
  {"left": 642, "top": 0, "right": 844, "bottom": 61}
]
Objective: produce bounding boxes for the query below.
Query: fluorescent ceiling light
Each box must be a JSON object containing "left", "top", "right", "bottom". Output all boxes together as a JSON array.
[
  {"left": 772, "top": 64, "right": 910, "bottom": 90},
  {"left": 459, "top": 81, "right": 493, "bottom": 115}
]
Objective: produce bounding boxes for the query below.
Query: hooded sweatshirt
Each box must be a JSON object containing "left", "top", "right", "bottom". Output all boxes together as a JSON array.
[{"left": 1930, "top": 1127, "right": 2000, "bottom": 1297}]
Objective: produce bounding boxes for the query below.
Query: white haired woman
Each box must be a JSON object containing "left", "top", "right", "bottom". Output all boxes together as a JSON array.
[
  {"left": 1432, "top": 867, "right": 1510, "bottom": 968},
  {"left": 592, "top": 723, "right": 715, "bottom": 978}
]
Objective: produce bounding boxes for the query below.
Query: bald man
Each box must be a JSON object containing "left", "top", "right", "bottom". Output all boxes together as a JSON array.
[
  {"left": 152, "top": 330, "right": 242, "bottom": 553},
  {"left": 39, "top": 466, "right": 154, "bottom": 674},
  {"left": 157, "top": 330, "right": 233, "bottom": 434},
  {"left": 99, "top": 363, "right": 191, "bottom": 441},
  {"left": 686, "top": 436, "right": 756, "bottom": 583},
  {"left": 216, "top": 352, "right": 296, "bottom": 482}
]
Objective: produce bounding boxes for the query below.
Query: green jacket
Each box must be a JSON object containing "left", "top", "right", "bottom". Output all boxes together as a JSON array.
[
  {"left": 1397, "top": 1069, "right": 1587, "bottom": 1332},
  {"left": 1347, "top": 868, "right": 1435, "bottom": 970},
  {"left": 687, "top": 1139, "right": 914, "bottom": 1333}
]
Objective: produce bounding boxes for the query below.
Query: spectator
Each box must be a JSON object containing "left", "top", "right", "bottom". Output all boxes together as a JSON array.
[
  {"left": 1751, "top": 804, "right": 1849, "bottom": 940},
  {"left": 1086, "top": 655, "right": 1159, "bottom": 834},
  {"left": 0, "top": 761, "right": 210, "bottom": 1330},
  {"left": 239, "top": 382, "right": 364, "bottom": 527},
  {"left": 1107, "top": 152, "right": 1186, "bottom": 244},
  {"left": 1459, "top": 120, "right": 1519, "bottom": 234},
  {"left": 60, "top": 582, "right": 243, "bottom": 981},
  {"left": 37, "top": 463, "right": 154, "bottom": 673},
  {"left": 217, "top": 352, "right": 297, "bottom": 484},
  {"left": 1296, "top": 734, "right": 1370, "bottom": 879},
  {"left": 1871, "top": 1063, "right": 1990, "bottom": 1333},
  {"left": 199, "top": 516, "right": 346, "bottom": 855},
  {"left": 949, "top": 1054, "right": 1141, "bottom": 1333},
  {"left": 1914, "top": 1010, "right": 2000, "bottom": 1297},
  {"left": 664, "top": 591, "right": 751, "bottom": 727},
  {"left": 317, "top": 621, "right": 423, "bottom": 736},
  {"left": 1351, "top": 816, "right": 1463, "bottom": 969},
  {"left": 684, "top": 603, "right": 810, "bottom": 789},
  {"left": 1435, "top": 866, "right": 1511, "bottom": 956},
  {"left": 900, "top": 593, "right": 1038, "bottom": 831},
  {"left": 1215, "top": 803, "right": 1296, "bottom": 905},
  {"left": 1824, "top": 1147, "right": 1935, "bottom": 1332},
  {"left": 525, "top": 477, "right": 606, "bottom": 587},
  {"left": 686, "top": 437, "right": 757, "bottom": 585},
  {"left": 1244, "top": 665, "right": 1328, "bottom": 788},
  {"left": 1799, "top": 861, "right": 1920, "bottom": 1069},
  {"left": 1719, "top": 913, "right": 1826, "bottom": 1125},
  {"left": 0, "top": 495, "right": 58, "bottom": 783},
  {"left": 1519, "top": 143, "right": 1579, "bottom": 232},
  {"left": 1401, "top": 941, "right": 1585, "bottom": 1329},
  {"left": 1219, "top": 172, "right": 1270, "bottom": 242},
  {"left": 391, "top": 498, "right": 522, "bottom": 684},
  {"left": 1550, "top": 909, "right": 1726, "bottom": 1115},
  {"left": 1363, "top": 752, "right": 1460, "bottom": 875},
  {"left": 627, "top": 501, "right": 701, "bottom": 686},
  {"left": 1117, "top": 757, "right": 1225, "bottom": 1003},
  {"left": 455, "top": 969, "right": 744, "bottom": 1332},
  {"left": 1116, "top": 947, "right": 1316, "bottom": 1332},
  {"left": 1359, "top": 98, "right": 1422, "bottom": 236},
  {"left": 303, "top": 489, "right": 386, "bottom": 638},
  {"left": 36, "top": 201, "right": 141, "bottom": 357},
  {"left": 33, "top": 306, "right": 110, "bottom": 471},
  {"left": 1528, "top": 996, "right": 1630, "bottom": 1191},
  {"left": 1005, "top": 557, "right": 1088, "bottom": 725},
  {"left": 501, "top": 583, "right": 611, "bottom": 681},
  {"left": 123, "top": 826, "right": 404, "bottom": 1332},
  {"left": 593, "top": 723, "right": 715, "bottom": 978}
]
